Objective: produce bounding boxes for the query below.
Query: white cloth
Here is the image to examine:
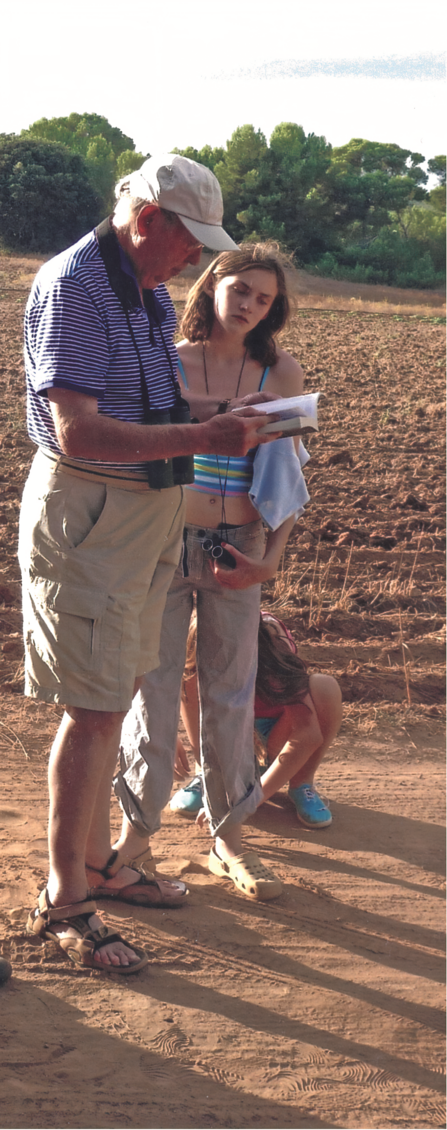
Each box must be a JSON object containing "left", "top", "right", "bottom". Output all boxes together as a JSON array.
[{"left": 249, "top": 438, "right": 310, "bottom": 531}]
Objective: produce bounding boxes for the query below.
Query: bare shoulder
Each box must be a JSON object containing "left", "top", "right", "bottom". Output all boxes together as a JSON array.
[
  {"left": 176, "top": 339, "right": 201, "bottom": 359},
  {"left": 176, "top": 339, "right": 205, "bottom": 391},
  {"left": 264, "top": 348, "right": 304, "bottom": 398}
]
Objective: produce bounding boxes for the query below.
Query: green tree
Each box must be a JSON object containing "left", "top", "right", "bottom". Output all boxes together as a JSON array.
[
  {"left": 211, "top": 125, "right": 268, "bottom": 233},
  {"left": 326, "top": 139, "right": 427, "bottom": 244},
  {"left": 83, "top": 134, "right": 116, "bottom": 206},
  {"left": 115, "top": 150, "right": 148, "bottom": 179},
  {"left": 172, "top": 144, "right": 225, "bottom": 171},
  {"left": 22, "top": 113, "right": 137, "bottom": 211},
  {"left": 224, "top": 125, "right": 268, "bottom": 179},
  {"left": 23, "top": 112, "right": 134, "bottom": 159},
  {"left": 0, "top": 135, "right": 101, "bottom": 251},
  {"left": 228, "top": 124, "right": 333, "bottom": 255},
  {"left": 427, "top": 155, "right": 446, "bottom": 213},
  {"left": 269, "top": 122, "right": 305, "bottom": 159},
  {"left": 395, "top": 203, "right": 446, "bottom": 271},
  {"left": 172, "top": 124, "right": 443, "bottom": 286},
  {"left": 427, "top": 155, "right": 446, "bottom": 185}
]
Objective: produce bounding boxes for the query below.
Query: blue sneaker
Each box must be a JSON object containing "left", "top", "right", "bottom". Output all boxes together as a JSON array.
[
  {"left": 288, "top": 784, "right": 332, "bottom": 829},
  {"left": 170, "top": 775, "right": 203, "bottom": 816}
]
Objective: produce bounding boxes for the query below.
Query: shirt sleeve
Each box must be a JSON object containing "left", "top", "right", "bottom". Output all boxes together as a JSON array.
[{"left": 26, "top": 277, "right": 109, "bottom": 399}]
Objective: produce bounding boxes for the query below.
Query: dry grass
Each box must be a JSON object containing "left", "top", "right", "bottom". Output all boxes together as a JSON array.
[
  {"left": 263, "top": 538, "right": 445, "bottom": 735},
  {"left": 291, "top": 294, "right": 445, "bottom": 317}
]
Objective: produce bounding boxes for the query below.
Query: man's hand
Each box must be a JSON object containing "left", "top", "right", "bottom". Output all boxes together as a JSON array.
[
  {"left": 47, "top": 386, "right": 280, "bottom": 463},
  {"left": 197, "top": 410, "right": 281, "bottom": 456}
]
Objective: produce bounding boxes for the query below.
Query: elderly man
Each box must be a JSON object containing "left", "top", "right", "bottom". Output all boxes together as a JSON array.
[{"left": 21, "top": 155, "right": 277, "bottom": 973}]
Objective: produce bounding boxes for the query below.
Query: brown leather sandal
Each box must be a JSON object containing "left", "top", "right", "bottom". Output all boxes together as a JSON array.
[
  {"left": 127, "top": 846, "right": 156, "bottom": 877},
  {"left": 86, "top": 851, "right": 189, "bottom": 908},
  {"left": 27, "top": 888, "right": 148, "bottom": 974}
]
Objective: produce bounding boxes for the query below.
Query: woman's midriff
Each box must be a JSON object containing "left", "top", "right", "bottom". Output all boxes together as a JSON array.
[{"left": 184, "top": 488, "right": 259, "bottom": 528}]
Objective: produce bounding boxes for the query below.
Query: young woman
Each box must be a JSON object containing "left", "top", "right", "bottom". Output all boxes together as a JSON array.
[
  {"left": 172, "top": 611, "right": 342, "bottom": 833},
  {"left": 113, "top": 244, "right": 309, "bottom": 901}
]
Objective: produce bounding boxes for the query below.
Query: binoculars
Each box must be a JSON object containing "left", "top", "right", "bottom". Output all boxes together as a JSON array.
[
  {"left": 145, "top": 399, "right": 195, "bottom": 489},
  {"left": 202, "top": 532, "right": 236, "bottom": 570}
]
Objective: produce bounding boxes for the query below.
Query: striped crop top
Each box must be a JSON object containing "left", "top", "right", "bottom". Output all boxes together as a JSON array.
[{"left": 178, "top": 356, "right": 270, "bottom": 496}]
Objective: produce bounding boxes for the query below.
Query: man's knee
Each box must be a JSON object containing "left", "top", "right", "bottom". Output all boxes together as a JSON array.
[{"left": 65, "top": 704, "right": 126, "bottom": 737}]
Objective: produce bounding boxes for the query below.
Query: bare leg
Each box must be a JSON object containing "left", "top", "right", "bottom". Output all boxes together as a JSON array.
[
  {"left": 47, "top": 706, "right": 125, "bottom": 903},
  {"left": 288, "top": 675, "right": 342, "bottom": 788},
  {"left": 215, "top": 825, "right": 243, "bottom": 862},
  {"left": 47, "top": 705, "right": 138, "bottom": 967},
  {"left": 260, "top": 675, "right": 342, "bottom": 802},
  {"left": 113, "top": 817, "right": 150, "bottom": 862},
  {"left": 258, "top": 673, "right": 343, "bottom": 800}
]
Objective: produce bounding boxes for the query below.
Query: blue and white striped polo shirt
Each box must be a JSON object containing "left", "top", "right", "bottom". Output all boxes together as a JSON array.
[{"left": 24, "top": 225, "right": 179, "bottom": 472}]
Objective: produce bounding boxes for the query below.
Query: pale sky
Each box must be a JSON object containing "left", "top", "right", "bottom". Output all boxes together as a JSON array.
[{"left": 2, "top": 0, "right": 445, "bottom": 172}]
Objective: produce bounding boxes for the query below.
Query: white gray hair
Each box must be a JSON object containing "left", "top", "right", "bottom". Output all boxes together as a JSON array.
[{"left": 114, "top": 174, "right": 147, "bottom": 210}]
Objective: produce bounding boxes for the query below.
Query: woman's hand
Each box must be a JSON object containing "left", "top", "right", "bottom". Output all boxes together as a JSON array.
[
  {"left": 230, "top": 391, "right": 280, "bottom": 410},
  {"left": 210, "top": 544, "right": 274, "bottom": 589}
]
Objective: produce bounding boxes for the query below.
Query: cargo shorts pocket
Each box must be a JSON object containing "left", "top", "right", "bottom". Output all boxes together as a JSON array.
[{"left": 26, "top": 578, "right": 109, "bottom": 677}]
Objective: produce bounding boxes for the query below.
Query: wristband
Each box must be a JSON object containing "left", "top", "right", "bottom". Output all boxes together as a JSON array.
[{"left": 217, "top": 399, "right": 231, "bottom": 415}]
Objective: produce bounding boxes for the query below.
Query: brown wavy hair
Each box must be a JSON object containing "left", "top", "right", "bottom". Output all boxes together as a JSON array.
[
  {"left": 256, "top": 618, "right": 309, "bottom": 707},
  {"left": 180, "top": 243, "right": 291, "bottom": 368}
]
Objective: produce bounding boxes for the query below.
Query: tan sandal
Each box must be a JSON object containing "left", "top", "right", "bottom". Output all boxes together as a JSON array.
[
  {"left": 106, "top": 846, "right": 156, "bottom": 877},
  {"left": 209, "top": 848, "right": 282, "bottom": 901},
  {"left": 87, "top": 851, "right": 188, "bottom": 908},
  {"left": 127, "top": 846, "right": 156, "bottom": 877},
  {"left": 27, "top": 889, "right": 148, "bottom": 974}
]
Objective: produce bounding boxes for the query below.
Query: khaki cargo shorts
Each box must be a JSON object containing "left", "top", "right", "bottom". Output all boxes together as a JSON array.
[{"left": 18, "top": 450, "right": 185, "bottom": 711}]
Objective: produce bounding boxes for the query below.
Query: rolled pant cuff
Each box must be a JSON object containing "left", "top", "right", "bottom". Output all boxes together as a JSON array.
[
  {"left": 113, "top": 771, "right": 162, "bottom": 839},
  {"left": 208, "top": 779, "right": 264, "bottom": 838}
]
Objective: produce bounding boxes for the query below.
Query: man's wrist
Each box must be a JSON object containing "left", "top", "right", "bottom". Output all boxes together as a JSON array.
[{"left": 193, "top": 420, "right": 214, "bottom": 454}]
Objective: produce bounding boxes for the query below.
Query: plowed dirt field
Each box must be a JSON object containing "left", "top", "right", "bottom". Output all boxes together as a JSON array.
[{"left": 0, "top": 255, "right": 445, "bottom": 1130}]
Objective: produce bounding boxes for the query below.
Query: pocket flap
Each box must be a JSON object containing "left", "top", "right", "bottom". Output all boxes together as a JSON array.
[{"left": 31, "top": 578, "right": 107, "bottom": 620}]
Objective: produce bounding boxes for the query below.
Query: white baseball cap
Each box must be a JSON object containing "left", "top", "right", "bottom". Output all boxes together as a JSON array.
[{"left": 116, "top": 153, "right": 238, "bottom": 251}]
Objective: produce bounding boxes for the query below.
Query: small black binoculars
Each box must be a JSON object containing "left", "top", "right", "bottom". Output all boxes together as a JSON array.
[
  {"left": 202, "top": 532, "right": 236, "bottom": 570},
  {"left": 145, "top": 398, "right": 195, "bottom": 489}
]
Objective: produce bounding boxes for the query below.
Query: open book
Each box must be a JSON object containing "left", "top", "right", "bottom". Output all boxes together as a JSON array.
[{"left": 236, "top": 393, "right": 320, "bottom": 436}]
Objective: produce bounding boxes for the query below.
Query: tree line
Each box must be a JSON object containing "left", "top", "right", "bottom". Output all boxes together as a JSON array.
[{"left": 0, "top": 112, "right": 445, "bottom": 289}]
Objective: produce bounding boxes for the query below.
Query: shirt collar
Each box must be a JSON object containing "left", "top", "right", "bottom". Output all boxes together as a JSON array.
[
  {"left": 95, "top": 218, "right": 168, "bottom": 338},
  {"left": 118, "top": 240, "right": 168, "bottom": 331}
]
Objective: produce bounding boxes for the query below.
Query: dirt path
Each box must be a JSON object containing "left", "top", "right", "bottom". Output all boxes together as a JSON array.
[
  {"left": 0, "top": 257, "right": 445, "bottom": 1129},
  {"left": 0, "top": 721, "right": 445, "bottom": 1129}
]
